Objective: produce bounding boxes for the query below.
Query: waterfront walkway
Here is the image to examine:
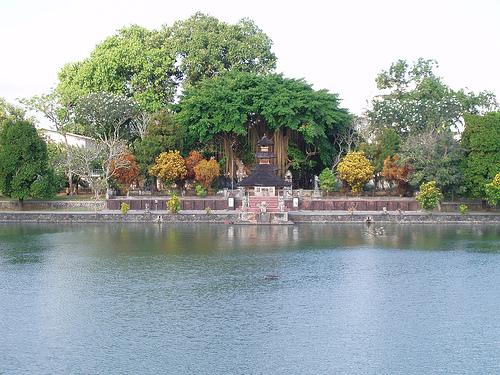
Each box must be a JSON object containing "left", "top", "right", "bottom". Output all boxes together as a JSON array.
[{"left": 0, "top": 209, "right": 499, "bottom": 224}]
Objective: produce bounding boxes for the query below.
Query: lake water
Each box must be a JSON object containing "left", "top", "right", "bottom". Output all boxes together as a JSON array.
[{"left": 0, "top": 223, "right": 499, "bottom": 374}]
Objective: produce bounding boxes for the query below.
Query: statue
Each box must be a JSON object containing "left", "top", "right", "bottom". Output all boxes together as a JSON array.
[
  {"left": 278, "top": 196, "right": 285, "bottom": 212},
  {"left": 313, "top": 175, "right": 321, "bottom": 197},
  {"left": 257, "top": 201, "right": 268, "bottom": 213},
  {"left": 235, "top": 158, "right": 248, "bottom": 182}
]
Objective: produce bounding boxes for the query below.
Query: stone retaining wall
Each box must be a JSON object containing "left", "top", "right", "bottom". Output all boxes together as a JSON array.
[
  {"left": 0, "top": 211, "right": 498, "bottom": 224},
  {"left": 0, "top": 200, "right": 106, "bottom": 211},
  {"left": 289, "top": 212, "right": 500, "bottom": 224},
  {"left": 108, "top": 197, "right": 423, "bottom": 212},
  {"left": 0, "top": 211, "right": 238, "bottom": 223},
  {"left": 296, "top": 198, "right": 420, "bottom": 211},
  {"left": 107, "top": 197, "right": 230, "bottom": 211}
]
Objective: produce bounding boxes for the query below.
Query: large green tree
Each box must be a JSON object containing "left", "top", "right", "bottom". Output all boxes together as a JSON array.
[
  {"left": 368, "top": 58, "right": 497, "bottom": 137},
  {"left": 460, "top": 112, "right": 500, "bottom": 198},
  {"left": 0, "top": 118, "right": 57, "bottom": 200},
  {"left": 132, "top": 110, "right": 185, "bottom": 178},
  {"left": 57, "top": 25, "right": 178, "bottom": 111},
  {"left": 0, "top": 98, "right": 26, "bottom": 123},
  {"left": 21, "top": 90, "right": 78, "bottom": 194},
  {"left": 400, "top": 130, "right": 464, "bottom": 197},
  {"left": 57, "top": 14, "right": 276, "bottom": 110},
  {"left": 175, "top": 71, "right": 351, "bottom": 182},
  {"left": 166, "top": 12, "right": 276, "bottom": 87},
  {"left": 361, "top": 128, "right": 401, "bottom": 175}
]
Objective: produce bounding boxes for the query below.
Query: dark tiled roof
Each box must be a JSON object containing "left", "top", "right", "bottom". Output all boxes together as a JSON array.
[
  {"left": 238, "top": 164, "right": 290, "bottom": 187},
  {"left": 257, "top": 134, "right": 274, "bottom": 146}
]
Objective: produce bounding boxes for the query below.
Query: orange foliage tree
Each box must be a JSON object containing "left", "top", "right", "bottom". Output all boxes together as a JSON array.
[
  {"left": 194, "top": 158, "right": 220, "bottom": 189},
  {"left": 184, "top": 150, "right": 203, "bottom": 180},
  {"left": 113, "top": 153, "right": 140, "bottom": 191},
  {"left": 381, "top": 155, "right": 411, "bottom": 195}
]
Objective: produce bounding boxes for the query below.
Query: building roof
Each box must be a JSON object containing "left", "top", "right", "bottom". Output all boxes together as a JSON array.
[
  {"left": 238, "top": 164, "right": 290, "bottom": 187},
  {"left": 257, "top": 134, "right": 274, "bottom": 146},
  {"left": 39, "top": 128, "right": 94, "bottom": 141}
]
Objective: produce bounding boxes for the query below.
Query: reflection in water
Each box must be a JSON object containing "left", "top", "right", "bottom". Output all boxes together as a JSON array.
[
  {"left": 2, "top": 223, "right": 498, "bottom": 263},
  {"left": 0, "top": 223, "right": 499, "bottom": 374}
]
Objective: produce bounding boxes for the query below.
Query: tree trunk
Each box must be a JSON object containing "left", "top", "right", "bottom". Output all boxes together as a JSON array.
[
  {"left": 273, "top": 128, "right": 290, "bottom": 177},
  {"left": 61, "top": 132, "right": 75, "bottom": 196},
  {"left": 223, "top": 136, "right": 235, "bottom": 179},
  {"left": 67, "top": 171, "right": 73, "bottom": 195}
]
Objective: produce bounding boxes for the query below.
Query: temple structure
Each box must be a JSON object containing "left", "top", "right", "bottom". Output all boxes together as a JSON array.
[
  {"left": 238, "top": 134, "right": 289, "bottom": 196},
  {"left": 238, "top": 135, "right": 290, "bottom": 217}
]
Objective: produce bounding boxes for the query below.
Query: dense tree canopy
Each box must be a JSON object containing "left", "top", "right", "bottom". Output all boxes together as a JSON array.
[
  {"left": 400, "top": 131, "right": 464, "bottom": 197},
  {"left": 75, "top": 92, "right": 138, "bottom": 142},
  {"left": 57, "top": 14, "right": 276, "bottom": 111},
  {"left": 166, "top": 12, "right": 276, "bottom": 87},
  {"left": 58, "top": 25, "right": 178, "bottom": 111},
  {"left": 21, "top": 90, "right": 78, "bottom": 193},
  {"left": 461, "top": 112, "right": 500, "bottom": 198},
  {"left": 368, "top": 58, "right": 497, "bottom": 136},
  {"left": 175, "top": 71, "right": 352, "bottom": 181},
  {"left": 0, "top": 98, "right": 26, "bottom": 123},
  {"left": 361, "top": 128, "right": 401, "bottom": 175},
  {"left": 132, "top": 110, "right": 185, "bottom": 177},
  {"left": 0, "top": 118, "right": 56, "bottom": 200}
]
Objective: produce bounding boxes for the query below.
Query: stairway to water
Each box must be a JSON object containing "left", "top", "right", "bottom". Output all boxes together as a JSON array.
[{"left": 247, "top": 196, "right": 280, "bottom": 212}]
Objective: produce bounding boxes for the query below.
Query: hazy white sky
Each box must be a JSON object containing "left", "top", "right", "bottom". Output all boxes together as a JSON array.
[{"left": 1, "top": 0, "right": 499, "bottom": 115}]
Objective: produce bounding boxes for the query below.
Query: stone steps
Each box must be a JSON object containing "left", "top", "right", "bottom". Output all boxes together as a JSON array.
[{"left": 247, "top": 196, "right": 282, "bottom": 212}]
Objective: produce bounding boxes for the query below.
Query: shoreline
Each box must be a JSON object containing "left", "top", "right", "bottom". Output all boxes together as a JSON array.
[{"left": 0, "top": 210, "right": 499, "bottom": 224}]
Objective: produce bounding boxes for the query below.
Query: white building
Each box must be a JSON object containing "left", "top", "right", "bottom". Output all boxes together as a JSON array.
[{"left": 39, "top": 128, "right": 94, "bottom": 148}]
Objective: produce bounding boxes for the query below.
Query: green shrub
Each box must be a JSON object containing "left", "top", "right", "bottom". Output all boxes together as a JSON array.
[
  {"left": 120, "top": 202, "right": 130, "bottom": 214},
  {"left": 484, "top": 173, "right": 500, "bottom": 207},
  {"left": 459, "top": 204, "right": 468, "bottom": 215},
  {"left": 167, "top": 194, "right": 181, "bottom": 213},
  {"left": 319, "top": 168, "right": 337, "bottom": 195},
  {"left": 195, "top": 184, "right": 207, "bottom": 197},
  {"left": 416, "top": 181, "right": 443, "bottom": 210}
]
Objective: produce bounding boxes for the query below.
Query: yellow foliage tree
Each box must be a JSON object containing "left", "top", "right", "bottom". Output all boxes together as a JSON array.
[
  {"left": 337, "top": 151, "right": 374, "bottom": 193},
  {"left": 149, "top": 150, "right": 187, "bottom": 184},
  {"left": 194, "top": 158, "right": 220, "bottom": 189}
]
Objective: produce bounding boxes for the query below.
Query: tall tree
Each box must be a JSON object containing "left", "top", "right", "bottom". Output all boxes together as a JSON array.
[
  {"left": 56, "top": 14, "right": 276, "bottom": 109},
  {"left": 74, "top": 92, "right": 138, "bottom": 196},
  {"left": 460, "top": 112, "right": 500, "bottom": 198},
  {"left": 21, "top": 90, "right": 78, "bottom": 194},
  {"left": 57, "top": 25, "right": 179, "bottom": 111},
  {"left": 360, "top": 127, "right": 401, "bottom": 186},
  {"left": 400, "top": 130, "right": 464, "bottom": 197},
  {"left": 166, "top": 12, "right": 276, "bottom": 87},
  {"left": 70, "top": 144, "right": 107, "bottom": 198},
  {"left": 175, "top": 71, "right": 351, "bottom": 182},
  {"left": 0, "top": 117, "right": 57, "bottom": 200},
  {"left": 131, "top": 110, "right": 185, "bottom": 178},
  {"left": 0, "top": 98, "right": 26, "bottom": 123},
  {"left": 368, "top": 58, "right": 497, "bottom": 137}
]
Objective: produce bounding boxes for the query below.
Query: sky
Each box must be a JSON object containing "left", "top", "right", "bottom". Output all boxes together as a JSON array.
[{"left": 1, "top": 0, "right": 499, "bottom": 118}]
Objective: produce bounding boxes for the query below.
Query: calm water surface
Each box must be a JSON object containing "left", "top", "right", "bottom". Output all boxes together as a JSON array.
[{"left": 0, "top": 223, "right": 499, "bottom": 374}]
